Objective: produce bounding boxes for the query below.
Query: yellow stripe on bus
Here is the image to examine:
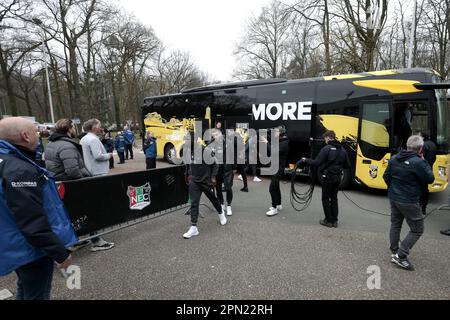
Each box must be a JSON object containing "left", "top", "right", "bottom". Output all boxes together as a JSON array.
[{"left": 353, "top": 80, "right": 423, "bottom": 94}]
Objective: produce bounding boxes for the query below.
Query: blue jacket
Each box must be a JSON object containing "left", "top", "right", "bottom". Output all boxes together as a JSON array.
[
  {"left": 383, "top": 150, "right": 435, "bottom": 204},
  {"left": 124, "top": 129, "right": 134, "bottom": 145},
  {"left": 143, "top": 137, "right": 157, "bottom": 159},
  {"left": 0, "top": 140, "right": 77, "bottom": 276},
  {"left": 115, "top": 134, "right": 126, "bottom": 152},
  {"left": 36, "top": 138, "right": 44, "bottom": 161}
]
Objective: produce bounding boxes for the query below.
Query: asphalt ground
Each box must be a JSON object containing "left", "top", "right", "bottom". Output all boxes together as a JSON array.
[{"left": 1, "top": 145, "right": 449, "bottom": 300}]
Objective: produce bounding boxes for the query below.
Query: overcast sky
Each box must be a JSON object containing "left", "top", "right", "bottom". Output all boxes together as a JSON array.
[{"left": 118, "top": 0, "right": 273, "bottom": 82}]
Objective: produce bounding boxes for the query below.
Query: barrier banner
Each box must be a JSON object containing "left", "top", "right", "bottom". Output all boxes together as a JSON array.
[{"left": 59, "top": 166, "right": 188, "bottom": 236}]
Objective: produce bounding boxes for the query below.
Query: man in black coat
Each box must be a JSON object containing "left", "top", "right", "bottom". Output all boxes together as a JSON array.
[
  {"left": 383, "top": 135, "right": 434, "bottom": 271},
  {"left": 303, "top": 130, "right": 350, "bottom": 228},
  {"left": 183, "top": 135, "right": 227, "bottom": 239},
  {"left": 418, "top": 130, "right": 437, "bottom": 216}
]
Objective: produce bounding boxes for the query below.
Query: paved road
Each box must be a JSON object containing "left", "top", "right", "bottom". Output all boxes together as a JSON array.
[{"left": 1, "top": 146, "right": 449, "bottom": 300}]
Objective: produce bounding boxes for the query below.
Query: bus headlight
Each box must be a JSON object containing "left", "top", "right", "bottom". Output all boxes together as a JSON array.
[{"left": 438, "top": 166, "right": 446, "bottom": 178}]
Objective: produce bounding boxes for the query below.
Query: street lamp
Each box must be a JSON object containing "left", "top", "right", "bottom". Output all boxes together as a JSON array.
[{"left": 33, "top": 18, "right": 55, "bottom": 124}]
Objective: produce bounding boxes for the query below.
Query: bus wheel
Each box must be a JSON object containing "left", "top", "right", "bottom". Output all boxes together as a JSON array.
[
  {"left": 164, "top": 144, "right": 176, "bottom": 164},
  {"left": 317, "top": 168, "right": 352, "bottom": 190},
  {"left": 338, "top": 169, "right": 352, "bottom": 190}
]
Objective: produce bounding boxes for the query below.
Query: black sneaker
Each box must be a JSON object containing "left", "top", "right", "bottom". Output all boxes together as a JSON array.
[
  {"left": 240, "top": 187, "right": 249, "bottom": 192},
  {"left": 68, "top": 240, "right": 91, "bottom": 252},
  {"left": 332, "top": 222, "right": 338, "bottom": 228},
  {"left": 391, "top": 254, "right": 415, "bottom": 271},
  {"left": 440, "top": 229, "right": 450, "bottom": 236},
  {"left": 319, "top": 219, "right": 333, "bottom": 228},
  {"left": 390, "top": 249, "right": 398, "bottom": 259}
]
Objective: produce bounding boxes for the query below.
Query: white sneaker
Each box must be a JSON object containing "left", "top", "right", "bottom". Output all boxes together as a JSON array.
[
  {"left": 253, "top": 177, "right": 262, "bottom": 182},
  {"left": 218, "top": 212, "right": 227, "bottom": 225},
  {"left": 276, "top": 205, "right": 283, "bottom": 211},
  {"left": 266, "top": 207, "right": 278, "bottom": 216},
  {"left": 238, "top": 175, "right": 243, "bottom": 181},
  {"left": 90, "top": 241, "right": 115, "bottom": 252},
  {"left": 183, "top": 226, "right": 199, "bottom": 239},
  {"left": 227, "top": 206, "right": 233, "bottom": 216},
  {"left": 221, "top": 204, "right": 226, "bottom": 215}
]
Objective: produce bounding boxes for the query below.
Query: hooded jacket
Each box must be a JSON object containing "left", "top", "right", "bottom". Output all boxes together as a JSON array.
[
  {"left": 383, "top": 150, "right": 435, "bottom": 204},
  {"left": 45, "top": 133, "right": 92, "bottom": 181},
  {"left": 0, "top": 140, "right": 77, "bottom": 276}
]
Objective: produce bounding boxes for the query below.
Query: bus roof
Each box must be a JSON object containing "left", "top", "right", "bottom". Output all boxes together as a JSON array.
[{"left": 144, "top": 68, "right": 437, "bottom": 102}]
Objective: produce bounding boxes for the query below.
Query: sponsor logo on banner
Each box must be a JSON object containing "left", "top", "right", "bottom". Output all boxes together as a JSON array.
[{"left": 127, "top": 183, "right": 152, "bottom": 210}]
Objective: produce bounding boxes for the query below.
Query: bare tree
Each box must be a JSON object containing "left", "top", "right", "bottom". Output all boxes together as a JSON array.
[
  {"left": 154, "top": 49, "right": 207, "bottom": 95},
  {"left": 333, "top": 0, "right": 388, "bottom": 72},
  {"left": 234, "top": 0, "right": 292, "bottom": 79},
  {"left": 0, "top": 0, "right": 41, "bottom": 116},
  {"left": 421, "top": 0, "right": 450, "bottom": 78},
  {"left": 286, "top": 0, "right": 333, "bottom": 74},
  {"left": 100, "top": 12, "right": 160, "bottom": 126}
]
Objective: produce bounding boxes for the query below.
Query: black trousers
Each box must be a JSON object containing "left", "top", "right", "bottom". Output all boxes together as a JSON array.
[
  {"left": 118, "top": 152, "right": 125, "bottom": 163},
  {"left": 15, "top": 257, "right": 54, "bottom": 300},
  {"left": 246, "top": 164, "right": 257, "bottom": 176},
  {"left": 216, "top": 166, "right": 234, "bottom": 205},
  {"left": 321, "top": 175, "right": 340, "bottom": 223},
  {"left": 269, "top": 169, "right": 283, "bottom": 208},
  {"left": 420, "top": 188, "right": 429, "bottom": 215},
  {"left": 236, "top": 164, "right": 248, "bottom": 188},
  {"left": 109, "top": 156, "right": 114, "bottom": 169},
  {"left": 125, "top": 144, "right": 133, "bottom": 159},
  {"left": 189, "top": 181, "right": 222, "bottom": 225},
  {"left": 146, "top": 157, "right": 156, "bottom": 169}
]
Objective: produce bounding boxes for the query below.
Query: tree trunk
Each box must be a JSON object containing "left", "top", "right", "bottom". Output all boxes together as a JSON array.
[
  {"left": 68, "top": 43, "right": 82, "bottom": 118},
  {"left": 0, "top": 52, "right": 17, "bottom": 116},
  {"left": 323, "top": 0, "right": 331, "bottom": 74},
  {"left": 111, "top": 75, "right": 121, "bottom": 128},
  {"left": 50, "top": 56, "right": 64, "bottom": 120}
]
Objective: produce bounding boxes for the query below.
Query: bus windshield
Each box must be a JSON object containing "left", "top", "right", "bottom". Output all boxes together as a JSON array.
[{"left": 435, "top": 88, "right": 449, "bottom": 152}]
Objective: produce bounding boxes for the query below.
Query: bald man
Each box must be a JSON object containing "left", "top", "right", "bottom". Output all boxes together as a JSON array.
[{"left": 0, "top": 117, "right": 77, "bottom": 300}]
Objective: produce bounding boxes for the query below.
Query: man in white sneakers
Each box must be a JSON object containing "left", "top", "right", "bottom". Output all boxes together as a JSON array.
[
  {"left": 80, "top": 119, "right": 115, "bottom": 251},
  {"left": 183, "top": 136, "right": 227, "bottom": 239}
]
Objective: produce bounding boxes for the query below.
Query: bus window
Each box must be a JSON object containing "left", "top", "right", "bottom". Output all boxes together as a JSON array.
[
  {"left": 360, "top": 101, "right": 391, "bottom": 161},
  {"left": 435, "top": 89, "right": 449, "bottom": 152},
  {"left": 393, "top": 101, "right": 428, "bottom": 151}
]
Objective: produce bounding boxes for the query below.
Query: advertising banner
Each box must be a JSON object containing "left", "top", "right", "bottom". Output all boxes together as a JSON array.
[{"left": 60, "top": 166, "right": 188, "bottom": 236}]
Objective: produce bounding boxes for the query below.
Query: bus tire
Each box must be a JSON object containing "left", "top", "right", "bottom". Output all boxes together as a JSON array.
[
  {"left": 164, "top": 144, "right": 176, "bottom": 164},
  {"left": 317, "top": 168, "right": 352, "bottom": 190}
]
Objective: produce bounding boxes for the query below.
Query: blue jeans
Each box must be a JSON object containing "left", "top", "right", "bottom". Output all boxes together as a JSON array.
[{"left": 15, "top": 257, "right": 54, "bottom": 300}]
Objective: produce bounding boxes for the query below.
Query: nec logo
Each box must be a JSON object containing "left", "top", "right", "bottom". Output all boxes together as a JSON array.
[{"left": 252, "top": 102, "right": 312, "bottom": 121}]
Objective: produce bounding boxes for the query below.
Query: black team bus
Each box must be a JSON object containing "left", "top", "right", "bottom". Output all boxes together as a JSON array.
[{"left": 142, "top": 68, "right": 449, "bottom": 192}]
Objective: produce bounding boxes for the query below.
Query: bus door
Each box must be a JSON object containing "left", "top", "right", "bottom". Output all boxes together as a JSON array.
[
  {"left": 356, "top": 100, "right": 393, "bottom": 189},
  {"left": 392, "top": 100, "right": 430, "bottom": 153}
]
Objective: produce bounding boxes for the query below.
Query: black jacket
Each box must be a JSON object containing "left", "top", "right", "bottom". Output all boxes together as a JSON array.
[
  {"left": 0, "top": 145, "right": 70, "bottom": 264},
  {"left": 45, "top": 133, "right": 92, "bottom": 181},
  {"left": 383, "top": 150, "right": 435, "bottom": 204},
  {"left": 422, "top": 139, "right": 437, "bottom": 167},
  {"left": 184, "top": 144, "right": 218, "bottom": 184},
  {"left": 266, "top": 136, "right": 290, "bottom": 169},
  {"left": 308, "top": 140, "right": 350, "bottom": 177}
]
